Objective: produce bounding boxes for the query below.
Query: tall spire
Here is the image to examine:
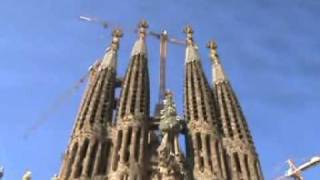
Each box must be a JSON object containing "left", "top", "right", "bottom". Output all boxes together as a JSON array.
[
  {"left": 183, "top": 26, "right": 226, "bottom": 180},
  {"left": 110, "top": 20, "right": 150, "bottom": 180},
  {"left": 56, "top": 21, "right": 265, "bottom": 180},
  {"left": 116, "top": 20, "right": 150, "bottom": 121},
  {"left": 207, "top": 40, "right": 228, "bottom": 83},
  {"left": 58, "top": 29, "right": 122, "bottom": 180},
  {"left": 208, "top": 40, "right": 264, "bottom": 180}
]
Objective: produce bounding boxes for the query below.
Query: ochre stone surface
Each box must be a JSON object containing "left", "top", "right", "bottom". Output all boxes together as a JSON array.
[{"left": 58, "top": 24, "right": 264, "bottom": 180}]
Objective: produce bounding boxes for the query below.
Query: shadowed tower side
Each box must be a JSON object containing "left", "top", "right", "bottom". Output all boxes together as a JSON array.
[
  {"left": 208, "top": 41, "right": 264, "bottom": 180},
  {"left": 58, "top": 29, "right": 123, "bottom": 180},
  {"left": 109, "top": 20, "right": 150, "bottom": 180},
  {"left": 183, "top": 26, "right": 226, "bottom": 180}
]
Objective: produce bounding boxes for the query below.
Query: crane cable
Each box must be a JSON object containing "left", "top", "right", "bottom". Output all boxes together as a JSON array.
[{"left": 23, "top": 72, "right": 90, "bottom": 139}]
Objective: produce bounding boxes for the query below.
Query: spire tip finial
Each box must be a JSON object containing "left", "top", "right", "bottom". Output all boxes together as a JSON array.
[
  {"left": 112, "top": 28, "right": 123, "bottom": 38},
  {"left": 138, "top": 20, "right": 149, "bottom": 38},
  {"left": 207, "top": 39, "right": 227, "bottom": 82},
  {"left": 131, "top": 20, "right": 148, "bottom": 56},
  {"left": 139, "top": 19, "right": 149, "bottom": 29},
  {"left": 183, "top": 25, "right": 194, "bottom": 35},
  {"left": 183, "top": 25, "right": 194, "bottom": 45},
  {"left": 111, "top": 28, "right": 123, "bottom": 50},
  {"left": 207, "top": 40, "right": 220, "bottom": 64},
  {"left": 207, "top": 40, "right": 217, "bottom": 50}
]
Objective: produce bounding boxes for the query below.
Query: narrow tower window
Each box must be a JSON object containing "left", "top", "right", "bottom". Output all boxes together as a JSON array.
[
  {"left": 86, "top": 141, "right": 98, "bottom": 177},
  {"left": 74, "top": 139, "right": 89, "bottom": 178},
  {"left": 124, "top": 127, "right": 133, "bottom": 162},
  {"left": 65, "top": 142, "right": 78, "bottom": 179},
  {"left": 245, "top": 154, "right": 251, "bottom": 180},
  {"left": 233, "top": 152, "right": 242, "bottom": 174},
  {"left": 205, "top": 134, "right": 213, "bottom": 171},
  {"left": 112, "top": 130, "right": 122, "bottom": 171},
  {"left": 97, "top": 141, "right": 110, "bottom": 175},
  {"left": 195, "top": 133, "right": 204, "bottom": 170},
  {"left": 134, "top": 128, "right": 141, "bottom": 161}
]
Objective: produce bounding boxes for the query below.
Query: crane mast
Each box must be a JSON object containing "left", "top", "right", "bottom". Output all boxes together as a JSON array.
[
  {"left": 159, "top": 31, "right": 168, "bottom": 103},
  {"left": 150, "top": 30, "right": 184, "bottom": 116}
]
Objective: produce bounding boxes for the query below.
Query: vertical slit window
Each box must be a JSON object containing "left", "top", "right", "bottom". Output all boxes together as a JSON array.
[
  {"left": 97, "top": 141, "right": 110, "bottom": 175},
  {"left": 124, "top": 127, "right": 132, "bottom": 162},
  {"left": 112, "top": 130, "right": 122, "bottom": 171},
  {"left": 86, "top": 141, "right": 98, "bottom": 177},
  {"left": 245, "top": 154, "right": 251, "bottom": 180},
  {"left": 223, "top": 149, "right": 231, "bottom": 180},
  {"left": 196, "top": 133, "right": 204, "bottom": 170},
  {"left": 134, "top": 128, "right": 141, "bottom": 161},
  {"left": 65, "top": 142, "right": 78, "bottom": 179},
  {"left": 221, "top": 88, "right": 233, "bottom": 138},
  {"left": 215, "top": 141, "right": 222, "bottom": 172},
  {"left": 233, "top": 152, "right": 242, "bottom": 173},
  {"left": 120, "top": 61, "right": 133, "bottom": 118},
  {"left": 79, "top": 75, "right": 100, "bottom": 129},
  {"left": 90, "top": 71, "right": 107, "bottom": 125},
  {"left": 205, "top": 135, "right": 213, "bottom": 170},
  {"left": 74, "top": 139, "right": 89, "bottom": 178}
]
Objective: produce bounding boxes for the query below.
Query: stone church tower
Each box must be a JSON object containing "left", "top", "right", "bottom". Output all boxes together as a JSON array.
[
  {"left": 207, "top": 41, "right": 264, "bottom": 180},
  {"left": 57, "top": 21, "right": 264, "bottom": 180}
]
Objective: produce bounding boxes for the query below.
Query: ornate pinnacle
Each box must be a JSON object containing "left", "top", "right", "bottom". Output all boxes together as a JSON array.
[
  {"left": 23, "top": 171, "right": 32, "bottom": 180},
  {"left": 111, "top": 28, "right": 123, "bottom": 50},
  {"left": 207, "top": 40, "right": 217, "bottom": 50},
  {"left": 207, "top": 40, "right": 220, "bottom": 64},
  {"left": 207, "top": 40, "right": 227, "bottom": 82},
  {"left": 183, "top": 25, "right": 194, "bottom": 45},
  {"left": 131, "top": 20, "right": 148, "bottom": 56},
  {"left": 159, "top": 91, "right": 182, "bottom": 133},
  {"left": 138, "top": 20, "right": 149, "bottom": 39}
]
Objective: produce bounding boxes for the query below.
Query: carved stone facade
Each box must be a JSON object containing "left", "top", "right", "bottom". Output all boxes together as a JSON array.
[{"left": 58, "top": 21, "right": 264, "bottom": 180}]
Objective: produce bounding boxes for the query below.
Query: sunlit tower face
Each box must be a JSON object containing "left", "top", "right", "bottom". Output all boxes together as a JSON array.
[{"left": 56, "top": 20, "right": 264, "bottom": 180}]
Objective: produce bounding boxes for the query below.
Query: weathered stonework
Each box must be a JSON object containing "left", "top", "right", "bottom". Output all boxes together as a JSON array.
[{"left": 58, "top": 22, "right": 264, "bottom": 180}]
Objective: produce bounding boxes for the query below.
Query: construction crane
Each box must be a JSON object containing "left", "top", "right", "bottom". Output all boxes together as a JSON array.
[
  {"left": 80, "top": 16, "right": 109, "bottom": 29},
  {"left": 148, "top": 30, "right": 185, "bottom": 104},
  {"left": 147, "top": 30, "right": 185, "bottom": 117},
  {"left": 277, "top": 156, "right": 320, "bottom": 180},
  {"left": 79, "top": 16, "right": 185, "bottom": 116},
  {"left": 24, "top": 16, "right": 186, "bottom": 138},
  {"left": 23, "top": 69, "right": 91, "bottom": 139}
]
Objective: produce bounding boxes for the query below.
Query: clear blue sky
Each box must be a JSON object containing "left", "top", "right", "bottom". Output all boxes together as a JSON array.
[{"left": 0, "top": 0, "right": 319, "bottom": 179}]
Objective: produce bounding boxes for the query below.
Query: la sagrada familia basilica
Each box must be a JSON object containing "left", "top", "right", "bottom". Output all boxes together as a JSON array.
[{"left": 55, "top": 20, "right": 264, "bottom": 180}]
